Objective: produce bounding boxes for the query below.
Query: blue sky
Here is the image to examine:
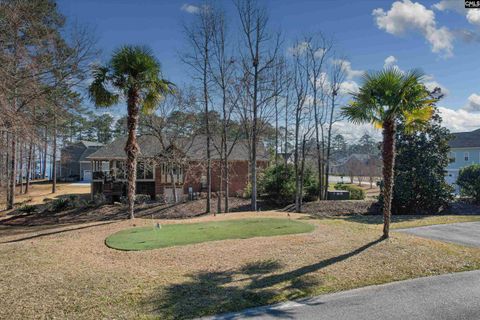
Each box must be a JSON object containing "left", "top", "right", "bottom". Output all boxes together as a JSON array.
[{"left": 57, "top": 0, "right": 480, "bottom": 134}]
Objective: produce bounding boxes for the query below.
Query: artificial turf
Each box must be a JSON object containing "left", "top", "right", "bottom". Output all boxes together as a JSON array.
[{"left": 105, "top": 218, "right": 315, "bottom": 251}]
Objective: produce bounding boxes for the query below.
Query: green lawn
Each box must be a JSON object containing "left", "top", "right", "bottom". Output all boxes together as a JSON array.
[{"left": 105, "top": 218, "right": 315, "bottom": 251}]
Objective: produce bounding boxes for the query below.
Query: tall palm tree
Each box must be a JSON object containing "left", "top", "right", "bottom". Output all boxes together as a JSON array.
[
  {"left": 342, "top": 68, "right": 435, "bottom": 238},
  {"left": 88, "top": 45, "right": 174, "bottom": 219}
]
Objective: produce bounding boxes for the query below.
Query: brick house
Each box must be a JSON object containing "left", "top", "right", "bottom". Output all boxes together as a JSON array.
[{"left": 86, "top": 135, "right": 269, "bottom": 202}]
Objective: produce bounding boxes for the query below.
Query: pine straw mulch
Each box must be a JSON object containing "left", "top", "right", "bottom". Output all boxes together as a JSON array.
[
  {"left": 0, "top": 197, "right": 252, "bottom": 228},
  {"left": 1, "top": 211, "right": 480, "bottom": 319}
]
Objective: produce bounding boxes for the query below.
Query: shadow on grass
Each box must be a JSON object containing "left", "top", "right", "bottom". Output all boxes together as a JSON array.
[
  {"left": 0, "top": 221, "right": 115, "bottom": 243},
  {"left": 147, "top": 238, "right": 384, "bottom": 319}
]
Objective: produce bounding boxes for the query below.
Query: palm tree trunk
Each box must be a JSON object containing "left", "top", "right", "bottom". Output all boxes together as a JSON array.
[
  {"left": 382, "top": 120, "right": 396, "bottom": 238},
  {"left": 125, "top": 90, "right": 140, "bottom": 219}
]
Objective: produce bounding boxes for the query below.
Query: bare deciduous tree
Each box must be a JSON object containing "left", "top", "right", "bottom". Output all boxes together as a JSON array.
[{"left": 235, "top": 0, "right": 280, "bottom": 211}]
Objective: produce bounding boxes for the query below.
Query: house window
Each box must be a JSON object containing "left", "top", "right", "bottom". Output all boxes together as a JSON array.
[
  {"left": 160, "top": 163, "right": 184, "bottom": 183},
  {"left": 464, "top": 152, "right": 469, "bottom": 162},
  {"left": 164, "top": 165, "right": 183, "bottom": 183},
  {"left": 136, "top": 161, "right": 155, "bottom": 180},
  {"left": 449, "top": 152, "right": 456, "bottom": 164},
  {"left": 114, "top": 161, "right": 126, "bottom": 179}
]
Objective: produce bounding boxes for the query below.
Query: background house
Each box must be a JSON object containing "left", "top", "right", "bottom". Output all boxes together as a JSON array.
[
  {"left": 58, "top": 141, "right": 104, "bottom": 182},
  {"left": 87, "top": 135, "right": 269, "bottom": 202},
  {"left": 330, "top": 153, "right": 382, "bottom": 184},
  {"left": 446, "top": 128, "right": 480, "bottom": 193}
]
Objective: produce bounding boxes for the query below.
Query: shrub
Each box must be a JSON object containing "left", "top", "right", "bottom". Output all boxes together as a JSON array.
[
  {"left": 258, "top": 163, "right": 319, "bottom": 203},
  {"left": 387, "top": 110, "right": 454, "bottom": 214},
  {"left": 18, "top": 204, "right": 37, "bottom": 214},
  {"left": 334, "top": 183, "right": 366, "bottom": 200},
  {"left": 48, "top": 195, "right": 85, "bottom": 212},
  {"left": 135, "top": 194, "right": 151, "bottom": 204},
  {"left": 49, "top": 198, "right": 70, "bottom": 212},
  {"left": 92, "top": 194, "right": 107, "bottom": 206},
  {"left": 242, "top": 182, "right": 252, "bottom": 199},
  {"left": 457, "top": 164, "right": 480, "bottom": 203}
]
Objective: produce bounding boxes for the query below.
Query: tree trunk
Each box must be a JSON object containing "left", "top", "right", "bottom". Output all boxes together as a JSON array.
[
  {"left": 7, "top": 133, "right": 16, "bottom": 210},
  {"left": 5, "top": 133, "right": 10, "bottom": 207},
  {"left": 224, "top": 156, "right": 229, "bottom": 213},
  {"left": 25, "top": 142, "right": 33, "bottom": 193},
  {"left": 251, "top": 56, "right": 259, "bottom": 212},
  {"left": 314, "top": 107, "right": 323, "bottom": 200},
  {"left": 217, "top": 161, "right": 222, "bottom": 215},
  {"left": 125, "top": 90, "right": 140, "bottom": 220},
  {"left": 43, "top": 127, "right": 47, "bottom": 179},
  {"left": 19, "top": 141, "right": 24, "bottom": 194},
  {"left": 298, "top": 136, "right": 308, "bottom": 212},
  {"left": 274, "top": 95, "right": 279, "bottom": 195},
  {"left": 294, "top": 104, "right": 301, "bottom": 212},
  {"left": 203, "top": 33, "right": 212, "bottom": 214},
  {"left": 324, "top": 95, "right": 336, "bottom": 200},
  {"left": 170, "top": 167, "right": 177, "bottom": 203},
  {"left": 284, "top": 99, "right": 288, "bottom": 179},
  {"left": 381, "top": 120, "right": 396, "bottom": 239},
  {"left": 52, "top": 114, "right": 57, "bottom": 193}
]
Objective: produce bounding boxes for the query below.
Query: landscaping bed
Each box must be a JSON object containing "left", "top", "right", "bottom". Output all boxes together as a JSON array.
[
  {"left": 289, "top": 200, "right": 381, "bottom": 216},
  {"left": 0, "top": 197, "right": 252, "bottom": 227}
]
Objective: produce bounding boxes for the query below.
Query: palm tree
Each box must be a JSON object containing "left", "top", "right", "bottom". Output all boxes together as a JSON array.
[
  {"left": 342, "top": 68, "right": 435, "bottom": 238},
  {"left": 88, "top": 45, "right": 174, "bottom": 219}
]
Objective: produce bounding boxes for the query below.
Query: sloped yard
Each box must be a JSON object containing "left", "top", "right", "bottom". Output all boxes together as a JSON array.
[{"left": 1, "top": 211, "right": 480, "bottom": 319}]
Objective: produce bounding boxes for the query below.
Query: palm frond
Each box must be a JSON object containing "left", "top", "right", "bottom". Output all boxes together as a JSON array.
[
  {"left": 403, "top": 106, "right": 434, "bottom": 134},
  {"left": 88, "top": 65, "right": 119, "bottom": 107}
]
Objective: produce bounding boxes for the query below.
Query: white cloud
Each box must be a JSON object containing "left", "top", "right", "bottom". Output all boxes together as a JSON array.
[
  {"left": 314, "top": 48, "right": 326, "bottom": 59},
  {"left": 287, "top": 41, "right": 309, "bottom": 56},
  {"left": 463, "top": 93, "right": 480, "bottom": 112},
  {"left": 373, "top": 0, "right": 454, "bottom": 57},
  {"left": 332, "top": 59, "right": 363, "bottom": 80},
  {"left": 438, "top": 106, "right": 480, "bottom": 132},
  {"left": 434, "top": 1, "right": 480, "bottom": 26},
  {"left": 433, "top": 0, "right": 464, "bottom": 12},
  {"left": 339, "top": 80, "right": 359, "bottom": 95},
  {"left": 423, "top": 75, "right": 449, "bottom": 96},
  {"left": 467, "top": 9, "right": 480, "bottom": 25},
  {"left": 335, "top": 105, "right": 480, "bottom": 140},
  {"left": 181, "top": 3, "right": 200, "bottom": 14},
  {"left": 384, "top": 55, "right": 397, "bottom": 68},
  {"left": 333, "top": 121, "right": 381, "bottom": 142}
]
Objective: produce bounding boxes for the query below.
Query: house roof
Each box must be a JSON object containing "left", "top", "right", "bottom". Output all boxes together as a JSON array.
[
  {"left": 87, "top": 135, "right": 269, "bottom": 161},
  {"left": 449, "top": 129, "right": 480, "bottom": 148},
  {"left": 78, "top": 140, "right": 104, "bottom": 148},
  {"left": 79, "top": 146, "right": 104, "bottom": 162},
  {"left": 60, "top": 140, "right": 104, "bottom": 163}
]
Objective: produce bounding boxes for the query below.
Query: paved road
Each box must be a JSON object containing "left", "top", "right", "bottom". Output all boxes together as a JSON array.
[
  {"left": 202, "top": 270, "right": 480, "bottom": 320},
  {"left": 396, "top": 221, "right": 480, "bottom": 247}
]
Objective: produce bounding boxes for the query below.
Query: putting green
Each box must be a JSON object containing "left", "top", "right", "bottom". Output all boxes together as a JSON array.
[{"left": 105, "top": 218, "right": 315, "bottom": 251}]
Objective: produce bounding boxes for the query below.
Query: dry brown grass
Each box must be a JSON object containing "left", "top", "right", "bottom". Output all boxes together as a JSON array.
[
  {"left": 0, "top": 181, "right": 90, "bottom": 213},
  {"left": 1, "top": 211, "right": 479, "bottom": 319}
]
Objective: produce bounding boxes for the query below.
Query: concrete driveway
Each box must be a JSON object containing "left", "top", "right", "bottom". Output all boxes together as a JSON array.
[
  {"left": 202, "top": 270, "right": 480, "bottom": 320},
  {"left": 396, "top": 221, "right": 480, "bottom": 247}
]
